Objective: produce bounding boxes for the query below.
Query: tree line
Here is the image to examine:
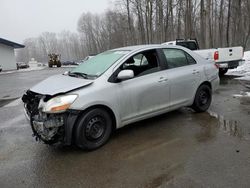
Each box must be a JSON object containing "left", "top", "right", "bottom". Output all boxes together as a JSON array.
[
  {"left": 16, "top": 31, "right": 85, "bottom": 62},
  {"left": 16, "top": 0, "right": 250, "bottom": 62}
]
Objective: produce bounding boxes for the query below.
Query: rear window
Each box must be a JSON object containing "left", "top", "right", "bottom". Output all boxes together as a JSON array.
[{"left": 176, "top": 41, "right": 198, "bottom": 50}]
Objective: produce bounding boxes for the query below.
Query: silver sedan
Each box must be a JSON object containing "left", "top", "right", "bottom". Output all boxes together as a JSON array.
[{"left": 22, "top": 45, "right": 219, "bottom": 150}]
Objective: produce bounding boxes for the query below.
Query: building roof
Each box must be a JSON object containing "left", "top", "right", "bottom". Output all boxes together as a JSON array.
[{"left": 0, "top": 38, "right": 25, "bottom": 48}]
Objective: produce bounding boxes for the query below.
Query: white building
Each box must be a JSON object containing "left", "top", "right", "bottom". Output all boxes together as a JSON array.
[{"left": 0, "top": 38, "right": 24, "bottom": 71}]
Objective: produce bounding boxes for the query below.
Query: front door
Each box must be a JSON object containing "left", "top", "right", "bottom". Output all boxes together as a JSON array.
[{"left": 114, "top": 49, "right": 170, "bottom": 125}]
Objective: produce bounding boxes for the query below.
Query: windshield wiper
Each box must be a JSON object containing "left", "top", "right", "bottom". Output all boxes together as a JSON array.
[{"left": 68, "top": 72, "right": 88, "bottom": 79}]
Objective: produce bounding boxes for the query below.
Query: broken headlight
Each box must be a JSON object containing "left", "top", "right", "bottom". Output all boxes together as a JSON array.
[{"left": 41, "top": 94, "right": 78, "bottom": 113}]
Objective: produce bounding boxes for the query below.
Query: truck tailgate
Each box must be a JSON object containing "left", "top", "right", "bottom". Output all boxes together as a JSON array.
[{"left": 217, "top": 46, "right": 243, "bottom": 62}]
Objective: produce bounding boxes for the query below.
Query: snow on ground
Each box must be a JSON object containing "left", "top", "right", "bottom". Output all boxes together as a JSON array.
[
  {"left": 227, "top": 51, "right": 250, "bottom": 77},
  {"left": 61, "top": 65, "right": 77, "bottom": 68},
  {"left": 0, "top": 66, "right": 46, "bottom": 75},
  {"left": 233, "top": 91, "right": 250, "bottom": 98},
  {"left": 227, "top": 51, "right": 250, "bottom": 79},
  {"left": 0, "top": 65, "right": 77, "bottom": 75},
  {"left": 227, "top": 51, "right": 250, "bottom": 96}
]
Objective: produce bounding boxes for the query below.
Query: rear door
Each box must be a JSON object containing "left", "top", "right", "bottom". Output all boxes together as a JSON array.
[
  {"left": 217, "top": 47, "right": 243, "bottom": 62},
  {"left": 161, "top": 48, "right": 202, "bottom": 108}
]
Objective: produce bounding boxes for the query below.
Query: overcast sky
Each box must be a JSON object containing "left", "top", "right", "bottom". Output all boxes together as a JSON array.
[{"left": 0, "top": 0, "right": 111, "bottom": 44}]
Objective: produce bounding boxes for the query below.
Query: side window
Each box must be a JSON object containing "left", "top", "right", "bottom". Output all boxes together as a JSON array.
[
  {"left": 122, "top": 50, "right": 160, "bottom": 77},
  {"left": 163, "top": 49, "right": 189, "bottom": 69},
  {"left": 122, "top": 53, "right": 147, "bottom": 69}
]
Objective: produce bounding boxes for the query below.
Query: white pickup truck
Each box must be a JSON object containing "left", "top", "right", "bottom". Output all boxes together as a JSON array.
[{"left": 162, "top": 39, "right": 244, "bottom": 76}]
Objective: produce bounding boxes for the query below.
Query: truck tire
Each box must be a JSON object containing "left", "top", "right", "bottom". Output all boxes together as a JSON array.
[
  {"left": 74, "top": 108, "right": 112, "bottom": 150},
  {"left": 219, "top": 68, "right": 228, "bottom": 76},
  {"left": 191, "top": 84, "right": 212, "bottom": 112}
]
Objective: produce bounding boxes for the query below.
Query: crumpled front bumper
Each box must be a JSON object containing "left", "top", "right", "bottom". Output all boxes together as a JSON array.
[{"left": 23, "top": 102, "right": 80, "bottom": 145}]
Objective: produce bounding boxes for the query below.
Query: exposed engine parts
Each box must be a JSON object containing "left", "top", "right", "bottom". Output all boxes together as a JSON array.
[
  {"left": 32, "top": 112, "right": 64, "bottom": 142},
  {"left": 22, "top": 90, "right": 64, "bottom": 144}
]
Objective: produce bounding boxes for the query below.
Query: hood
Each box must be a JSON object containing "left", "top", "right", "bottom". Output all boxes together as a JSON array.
[{"left": 30, "top": 74, "right": 93, "bottom": 95}]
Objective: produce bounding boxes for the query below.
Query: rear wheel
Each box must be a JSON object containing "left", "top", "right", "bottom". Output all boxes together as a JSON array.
[
  {"left": 75, "top": 108, "right": 112, "bottom": 150},
  {"left": 192, "top": 84, "right": 212, "bottom": 112}
]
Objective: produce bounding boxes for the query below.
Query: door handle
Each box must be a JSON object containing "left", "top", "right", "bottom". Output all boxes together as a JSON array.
[
  {"left": 158, "top": 77, "right": 168, "bottom": 82},
  {"left": 192, "top": 70, "right": 200, "bottom": 74}
]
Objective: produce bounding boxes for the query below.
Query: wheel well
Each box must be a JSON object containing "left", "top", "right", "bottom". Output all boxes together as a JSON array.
[
  {"left": 76, "top": 105, "right": 117, "bottom": 132},
  {"left": 199, "top": 81, "right": 211, "bottom": 90}
]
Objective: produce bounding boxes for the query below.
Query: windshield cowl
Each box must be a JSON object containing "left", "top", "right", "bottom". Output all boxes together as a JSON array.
[{"left": 67, "top": 72, "right": 97, "bottom": 80}]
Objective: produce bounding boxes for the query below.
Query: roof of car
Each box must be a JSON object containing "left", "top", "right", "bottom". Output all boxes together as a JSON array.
[
  {"left": 112, "top": 44, "right": 163, "bottom": 51},
  {"left": 111, "top": 44, "right": 187, "bottom": 52}
]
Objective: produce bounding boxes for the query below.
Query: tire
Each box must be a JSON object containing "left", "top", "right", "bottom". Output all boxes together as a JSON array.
[
  {"left": 57, "top": 63, "right": 61, "bottom": 67},
  {"left": 191, "top": 84, "right": 212, "bottom": 112},
  {"left": 219, "top": 68, "right": 228, "bottom": 76},
  {"left": 74, "top": 108, "right": 113, "bottom": 150}
]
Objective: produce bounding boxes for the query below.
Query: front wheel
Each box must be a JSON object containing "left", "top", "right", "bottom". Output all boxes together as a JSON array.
[
  {"left": 74, "top": 108, "right": 113, "bottom": 150},
  {"left": 191, "top": 85, "right": 212, "bottom": 112}
]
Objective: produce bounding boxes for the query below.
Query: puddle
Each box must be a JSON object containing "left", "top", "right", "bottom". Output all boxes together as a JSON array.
[
  {"left": 143, "top": 163, "right": 183, "bottom": 188},
  {"left": 220, "top": 75, "right": 241, "bottom": 85},
  {"left": 235, "top": 77, "right": 250, "bottom": 89},
  {"left": 233, "top": 91, "right": 250, "bottom": 105},
  {"left": 208, "top": 111, "right": 243, "bottom": 139}
]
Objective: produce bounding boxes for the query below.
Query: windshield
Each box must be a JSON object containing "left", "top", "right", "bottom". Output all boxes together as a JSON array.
[{"left": 71, "top": 50, "right": 129, "bottom": 77}]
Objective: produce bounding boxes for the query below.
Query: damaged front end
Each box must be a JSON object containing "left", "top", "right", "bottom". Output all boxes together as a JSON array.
[
  {"left": 31, "top": 112, "right": 64, "bottom": 144},
  {"left": 22, "top": 90, "right": 78, "bottom": 145}
]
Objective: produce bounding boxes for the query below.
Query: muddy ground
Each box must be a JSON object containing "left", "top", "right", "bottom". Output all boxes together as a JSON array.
[{"left": 0, "top": 68, "right": 250, "bottom": 188}]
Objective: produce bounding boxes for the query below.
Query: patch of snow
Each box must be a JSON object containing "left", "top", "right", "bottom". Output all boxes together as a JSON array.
[
  {"left": 61, "top": 65, "right": 78, "bottom": 68},
  {"left": 244, "top": 51, "right": 250, "bottom": 61},
  {"left": 227, "top": 51, "right": 250, "bottom": 77},
  {"left": 227, "top": 51, "right": 250, "bottom": 89},
  {"left": 233, "top": 91, "right": 250, "bottom": 98},
  {"left": 0, "top": 66, "right": 46, "bottom": 75}
]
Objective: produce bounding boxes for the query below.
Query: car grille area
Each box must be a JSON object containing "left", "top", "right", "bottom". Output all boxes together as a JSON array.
[{"left": 22, "top": 90, "right": 64, "bottom": 144}]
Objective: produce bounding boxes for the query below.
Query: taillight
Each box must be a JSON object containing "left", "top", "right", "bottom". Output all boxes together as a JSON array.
[{"left": 214, "top": 51, "right": 219, "bottom": 61}]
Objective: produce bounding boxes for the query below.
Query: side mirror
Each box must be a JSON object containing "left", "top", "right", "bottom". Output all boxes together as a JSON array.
[{"left": 117, "top": 70, "right": 134, "bottom": 80}]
